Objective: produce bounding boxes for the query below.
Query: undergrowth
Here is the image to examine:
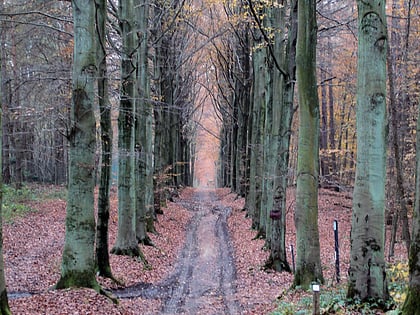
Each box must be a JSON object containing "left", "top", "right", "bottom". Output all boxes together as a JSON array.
[
  {"left": 271, "top": 262, "right": 408, "bottom": 315},
  {"left": 2, "top": 184, "right": 37, "bottom": 222},
  {"left": 2, "top": 183, "right": 67, "bottom": 222}
]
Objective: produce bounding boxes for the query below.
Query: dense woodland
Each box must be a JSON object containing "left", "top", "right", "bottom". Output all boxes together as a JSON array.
[{"left": 0, "top": 0, "right": 419, "bottom": 313}]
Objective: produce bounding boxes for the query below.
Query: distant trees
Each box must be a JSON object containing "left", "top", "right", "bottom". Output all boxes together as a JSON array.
[
  {"left": 0, "top": 107, "right": 10, "bottom": 315},
  {"left": 0, "top": 1, "right": 71, "bottom": 185},
  {"left": 403, "top": 96, "right": 420, "bottom": 315}
]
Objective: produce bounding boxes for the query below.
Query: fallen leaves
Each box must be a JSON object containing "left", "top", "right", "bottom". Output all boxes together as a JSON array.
[{"left": 3, "top": 185, "right": 407, "bottom": 314}]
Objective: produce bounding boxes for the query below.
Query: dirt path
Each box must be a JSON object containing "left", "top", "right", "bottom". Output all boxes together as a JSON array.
[{"left": 115, "top": 188, "right": 240, "bottom": 314}]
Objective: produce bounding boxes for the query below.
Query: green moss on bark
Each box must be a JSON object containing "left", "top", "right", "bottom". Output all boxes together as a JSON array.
[
  {"left": 111, "top": 246, "right": 140, "bottom": 257},
  {"left": 402, "top": 285, "right": 420, "bottom": 315},
  {"left": 55, "top": 270, "right": 99, "bottom": 290},
  {"left": 265, "top": 255, "right": 291, "bottom": 273},
  {"left": 0, "top": 290, "right": 11, "bottom": 315}
]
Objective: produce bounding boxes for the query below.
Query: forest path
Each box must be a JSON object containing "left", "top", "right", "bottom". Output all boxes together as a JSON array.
[{"left": 115, "top": 188, "right": 241, "bottom": 314}]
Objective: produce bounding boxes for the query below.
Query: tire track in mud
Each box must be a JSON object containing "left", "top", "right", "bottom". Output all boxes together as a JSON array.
[{"left": 114, "top": 189, "right": 240, "bottom": 314}]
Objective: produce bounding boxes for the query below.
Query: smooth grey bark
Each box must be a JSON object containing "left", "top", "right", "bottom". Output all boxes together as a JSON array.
[
  {"left": 134, "top": 0, "right": 155, "bottom": 244},
  {"left": 293, "top": 0, "right": 324, "bottom": 287},
  {"left": 55, "top": 0, "right": 99, "bottom": 290},
  {"left": 112, "top": 0, "right": 141, "bottom": 257},
  {"left": 247, "top": 36, "right": 266, "bottom": 230},
  {"left": 95, "top": 0, "right": 115, "bottom": 279},
  {"left": 347, "top": 0, "right": 389, "bottom": 303}
]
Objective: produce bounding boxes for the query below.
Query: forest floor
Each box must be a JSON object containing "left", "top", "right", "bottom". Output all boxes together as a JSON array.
[{"left": 4, "top": 186, "right": 407, "bottom": 314}]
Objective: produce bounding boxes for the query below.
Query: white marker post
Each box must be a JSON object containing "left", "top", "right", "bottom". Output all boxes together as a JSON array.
[
  {"left": 334, "top": 220, "right": 340, "bottom": 283},
  {"left": 312, "top": 283, "right": 320, "bottom": 315}
]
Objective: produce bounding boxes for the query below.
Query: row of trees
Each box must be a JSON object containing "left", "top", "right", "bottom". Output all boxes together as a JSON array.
[
  {"left": 0, "top": 0, "right": 418, "bottom": 313},
  {"left": 212, "top": 0, "right": 419, "bottom": 311},
  {"left": 0, "top": 0, "right": 208, "bottom": 311},
  {"left": 0, "top": 0, "right": 199, "bottom": 188}
]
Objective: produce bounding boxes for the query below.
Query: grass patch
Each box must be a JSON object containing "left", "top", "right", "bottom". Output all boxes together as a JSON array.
[
  {"left": 1, "top": 183, "right": 67, "bottom": 223},
  {"left": 31, "top": 184, "right": 68, "bottom": 200},
  {"left": 2, "top": 184, "right": 37, "bottom": 222}
]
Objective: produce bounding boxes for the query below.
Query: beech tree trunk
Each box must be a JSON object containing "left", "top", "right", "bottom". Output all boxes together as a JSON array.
[
  {"left": 266, "top": 0, "right": 297, "bottom": 273},
  {"left": 95, "top": 0, "right": 115, "bottom": 278},
  {"left": 134, "top": 0, "right": 155, "bottom": 243},
  {"left": 55, "top": 0, "right": 99, "bottom": 290},
  {"left": 293, "top": 0, "right": 323, "bottom": 287},
  {"left": 247, "top": 34, "right": 266, "bottom": 230},
  {"left": 347, "top": 0, "right": 389, "bottom": 303},
  {"left": 112, "top": 0, "right": 140, "bottom": 257}
]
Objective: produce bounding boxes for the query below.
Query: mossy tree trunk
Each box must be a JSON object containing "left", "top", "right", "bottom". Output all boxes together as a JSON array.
[
  {"left": 266, "top": 0, "right": 297, "bottom": 273},
  {"left": 112, "top": 0, "right": 141, "bottom": 257},
  {"left": 95, "top": 0, "right": 115, "bottom": 279},
  {"left": 247, "top": 32, "right": 266, "bottom": 230},
  {"left": 293, "top": 0, "right": 324, "bottom": 287},
  {"left": 55, "top": 0, "right": 99, "bottom": 290},
  {"left": 0, "top": 10, "right": 11, "bottom": 312},
  {"left": 347, "top": 0, "right": 389, "bottom": 304}
]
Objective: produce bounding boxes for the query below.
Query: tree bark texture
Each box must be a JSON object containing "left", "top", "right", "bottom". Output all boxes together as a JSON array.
[
  {"left": 56, "top": 0, "right": 99, "bottom": 290},
  {"left": 248, "top": 38, "right": 266, "bottom": 230},
  {"left": 293, "top": 0, "right": 323, "bottom": 288},
  {"left": 112, "top": 0, "right": 140, "bottom": 257},
  {"left": 347, "top": 0, "right": 388, "bottom": 303},
  {"left": 135, "top": 0, "right": 155, "bottom": 243},
  {"left": 95, "top": 0, "right": 114, "bottom": 278},
  {"left": 267, "top": 0, "right": 297, "bottom": 273}
]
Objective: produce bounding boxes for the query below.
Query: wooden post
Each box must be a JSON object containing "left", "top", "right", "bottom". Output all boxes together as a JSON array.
[{"left": 312, "top": 283, "right": 320, "bottom": 315}]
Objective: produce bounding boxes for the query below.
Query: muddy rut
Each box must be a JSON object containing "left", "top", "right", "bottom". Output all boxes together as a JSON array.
[{"left": 115, "top": 189, "right": 240, "bottom": 314}]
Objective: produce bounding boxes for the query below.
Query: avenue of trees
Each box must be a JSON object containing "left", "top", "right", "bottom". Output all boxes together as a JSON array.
[{"left": 0, "top": 0, "right": 419, "bottom": 313}]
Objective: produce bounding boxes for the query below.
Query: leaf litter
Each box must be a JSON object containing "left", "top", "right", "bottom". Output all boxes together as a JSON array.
[{"left": 4, "top": 186, "right": 407, "bottom": 314}]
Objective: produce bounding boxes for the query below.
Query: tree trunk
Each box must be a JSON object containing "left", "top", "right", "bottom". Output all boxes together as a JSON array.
[
  {"left": 247, "top": 35, "right": 266, "bottom": 229},
  {"left": 0, "top": 6, "right": 11, "bottom": 311},
  {"left": 347, "top": 0, "right": 389, "bottom": 303},
  {"left": 95, "top": 0, "right": 115, "bottom": 279},
  {"left": 135, "top": 0, "right": 155, "bottom": 244},
  {"left": 55, "top": 0, "right": 99, "bottom": 290},
  {"left": 320, "top": 70, "right": 328, "bottom": 180},
  {"left": 293, "top": 0, "right": 323, "bottom": 287},
  {"left": 112, "top": 0, "right": 140, "bottom": 257},
  {"left": 327, "top": 47, "right": 336, "bottom": 177},
  {"left": 266, "top": 0, "right": 297, "bottom": 273},
  {"left": 387, "top": 0, "right": 411, "bottom": 256}
]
